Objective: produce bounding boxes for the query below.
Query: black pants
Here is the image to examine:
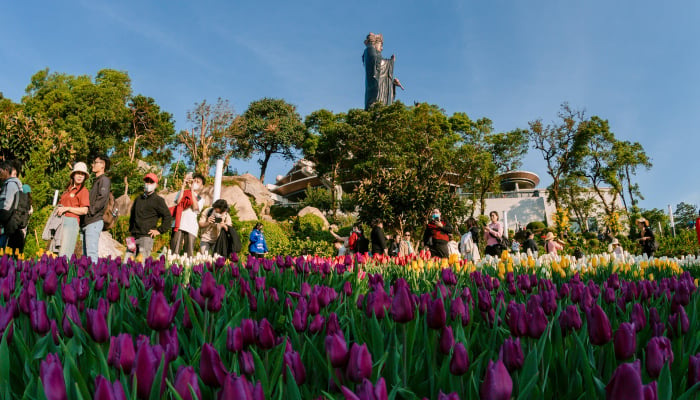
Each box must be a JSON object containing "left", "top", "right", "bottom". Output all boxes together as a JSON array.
[
  {"left": 171, "top": 230, "right": 196, "bottom": 256},
  {"left": 429, "top": 240, "right": 449, "bottom": 258},
  {"left": 485, "top": 244, "right": 501, "bottom": 257}
]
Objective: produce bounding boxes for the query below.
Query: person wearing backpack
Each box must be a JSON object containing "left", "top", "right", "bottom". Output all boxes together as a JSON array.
[
  {"left": 55, "top": 162, "right": 91, "bottom": 257},
  {"left": 81, "top": 155, "right": 111, "bottom": 264},
  {"left": 0, "top": 160, "right": 26, "bottom": 254}
]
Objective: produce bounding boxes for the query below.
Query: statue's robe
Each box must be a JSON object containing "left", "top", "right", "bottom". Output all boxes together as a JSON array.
[{"left": 363, "top": 46, "right": 395, "bottom": 110}]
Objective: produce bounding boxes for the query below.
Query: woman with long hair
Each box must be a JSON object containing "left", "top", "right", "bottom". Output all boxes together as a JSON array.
[{"left": 483, "top": 211, "right": 504, "bottom": 257}]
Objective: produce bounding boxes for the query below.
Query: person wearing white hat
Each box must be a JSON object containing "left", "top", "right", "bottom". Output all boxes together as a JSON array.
[
  {"left": 55, "top": 162, "right": 91, "bottom": 257},
  {"left": 608, "top": 238, "right": 624, "bottom": 257},
  {"left": 544, "top": 231, "right": 564, "bottom": 256}
]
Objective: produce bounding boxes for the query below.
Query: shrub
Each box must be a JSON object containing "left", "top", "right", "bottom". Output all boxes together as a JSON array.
[
  {"left": 238, "top": 220, "right": 290, "bottom": 255},
  {"left": 24, "top": 205, "right": 53, "bottom": 257},
  {"left": 300, "top": 185, "right": 332, "bottom": 212},
  {"left": 526, "top": 221, "right": 547, "bottom": 232},
  {"left": 276, "top": 237, "right": 335, "bottom": 257},
  {"left": 270, "top": 204, "right": 298, "bottom": 221}
]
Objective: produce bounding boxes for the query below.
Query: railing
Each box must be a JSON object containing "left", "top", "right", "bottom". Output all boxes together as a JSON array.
[{"left": 458, "top": 189, "right": 542, "bottom": 199}]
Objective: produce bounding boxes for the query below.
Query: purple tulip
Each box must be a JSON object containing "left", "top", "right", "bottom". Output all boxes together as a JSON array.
[
  {"left": 643, "top": 382, "right": 658, "bottom": 400},
  {"left": 347, "top": 343, "right": 373, "bottom": 383},
  {"left": 688, "top": 354, "right": 700, "bottom": 389},
  {"left": 240, "top": 319, "right": 258, "bottom": 347},
  {"left": 427, "top": 298, "right": 447, "bottom": 330},
  {"left": 239, "top": 350, "right": 256, "bottom": 376},
  {"left": 614, "top": 322, "right": 636, "bottom": 360},
  {"left": 630, "top": 303, "right": 646, "bottom": 332},
  {"left": 668, "top": 306, "right": 689, "bottom": 338},
  {"left": 218, "top": 374, "right": 264, "bottom": 400},
  {"left": 505, "top": 301, "right": 528, "bottom": 337},
  {"left": 42, "top": 270, "right": 58, "bottom": 296},
  {"left": 449, "top": 342, "right": 470, "bottom": 375},
  {"left": 40, "top": 353, "right": 67, "bottom": 400},
  {"left": 94, "top": 375, "right": 127, "bottom": 400},
  {"left": 441, "top": 268, "right": 458, "bottom": 285},
  {"left": 586, "top": 304, "right": 612, "bottom": 345},
  {"left": 292, "top": 308, "right": 308, "bottom": 332},
  {"left": 480, "top": 359, "right": 512, "bottom": 400},
  {"left": 201, "top": 271, "right": 217, "bottom": 298},
  {"left": 606, "top": 360, "right": 643, "bottom": 400},
  {"left": 257, "top": 318, "right": 276, "bottom": 349},
  {"left": 450, "top": 298, "right": 469, "bottom": 326},
  {"left": 106, "top": 279, "right": 120, "bottom": 303},
  {"left": 61, "top": 303, "right": 82, "bottom": 338},
  {"left": 133, "top": 342, "right": 165, "bottom": 399},
  {"left": 477, "top": 288, "right": 492, "bottom": 312},
  {"left": 437, "top": 391, "right": 461, "bottom": 400},
  {"left": 365, "top": 289, "right": 390, "bottom": 319},
  {"left": 309, "top": 314, "right": 325, "bottom": 334},
  {"left": 173, "top": 366, "right": 201, "bottom": 400},
  {"left": 108, "top": 333, "right": 136, "bottom": 373},
  {"left": 500, "top": 337, "right": 524, "bottom": 372},
  {"left": 158, "top": 325, "right": 179, "bottom": 362},
  {"left": 390, "top": 284, "right": 415, "bottom": 323},
  {"left": 283, "top": 350, "right": 307, "bottom": 385},
  {"left": 645, "top": 336, "right": 674, "bottom": 378},
  {"left": 526, "top": 298, "right": 548, "bottom": 339},
  {"left": 439, "top": 326, "right": 455, "bottom": 355},
  {"left": 86, "top": 301, "right": 110, "bottom": 343},
  {"left": 200, "top": 343, "right": 228, "bottom": 387},
  {"left": 146, "top": 291, "right": 181, "bottom": 331},
  {"left": 227, "top": 327, "right": 244, "bottom": 352},
  {"left": 326, "top": 312, "right": 341, "bottom": 336},
  {"left": 29, "top": 299, "right": 50, "bottom": 335},
  {"left": 325, "top": 333, "right": 349, "bottom": 368},
  {"left": 341, "top": 377, "right": 388, "bottom": 400},
  {"left": 0, "top": 300, "right": 15, "bottom": 342}
]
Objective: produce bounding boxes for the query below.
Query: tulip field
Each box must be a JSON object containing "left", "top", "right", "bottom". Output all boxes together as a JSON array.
[{"left": 3, "top": 249, "right": 700, "bottom": 399}]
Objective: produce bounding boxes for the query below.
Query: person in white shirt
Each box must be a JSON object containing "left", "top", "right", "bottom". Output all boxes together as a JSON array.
[
  {"left": 170, "top": 172, "right": 205, "bottom": 256},
  {"left": 460, "top": 219, "right": 481, "bottom": 262}
]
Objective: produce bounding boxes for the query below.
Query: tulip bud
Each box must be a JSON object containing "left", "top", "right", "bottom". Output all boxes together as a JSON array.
[
  {"left": 29, "top": 299, "right": 50, "bottom": 335},
  {"left": 643, "top": 382, "right": 658, "bottom": 400},
  {"left": 158, "top": 326, "right": 179, "bottom": 362},
  {"left": 94, "top": 375, "right": 127, "bottom": 400},
  {"left": 480, "top": 359, "right": 512, "bottom": 400},
  {"left": 645, "top": 336, "right": 673, "bottom": 379},
  {"left": 505, "top": 301, "right": 527, "bottom": 337},
  {"left": 325, "top": 333, "right": 349, "bottom": 368},
  {"left": 133, "top": 342, "right": 166, "bottom": 399},
  {"left": 500, "top": 337, "right": 524, "bottom": 372},
  {"left": 449, "top": 342, "right": 469, "bottom": 375},
  {"left": 688, "top": 354, "right": 700, "bottom": 389},
  {"left": 605, "top": 360, "right": 643, "bottom": 400},
  {"left": 200, "top": 343, "right": 228, "bottom": 387},
  {"left": 309, "top": 314, "right": 325, "bottom": 334},
  {"left": 257, "top": 318, "right": 276, "bottom": 349},
  {"left": 61, "top": 303, "right": 82, "bottom": 338},
  {"left": 390, "top": 284, "right": 415, "bottom": 323},
  {"left": 585, "top": 304, "right": 612, "bottom": 346},
  {"left": 426, "top": 298, "right": 447, "bottom": 330},
  {"left": 146, "top": 291, "right": 181, "bottom": 331},
  {"left": 346, "top": 343, "right": 373, "bottom": 383},
  {"left": 173, "top": 366, "right": 201, "bottom": 400},
  {"left": 86, "top": 305, "right": 110, "bottom": 343},
  {"left": 42, "top": 270, "right": 58, "bottom": 296},
  {"left": 614, "top": 322, "right": 636, "bottom": 360},
  {"left": 439, "top": 326, "right": 455, "bottom": 355},
  {"left": 40, "top": 353, "right": 67, "bottom": 400},
  {"left": 239, "top": 350, "right": 255, "bottom": 376},
  {"left": 526, "top": 298, "right": 548, "bottom": 339},
  {"left": 283, "top": 350, "right": 307, "bottom": 385},
  {"left": 227, "top": 327, "right": 244, "bottom": 352},
  {"left": 630, "top": 303, "right": 646, "bottom": 332},
  {"left": 108, "top": 333, "right": 136, "bottom": 373}
]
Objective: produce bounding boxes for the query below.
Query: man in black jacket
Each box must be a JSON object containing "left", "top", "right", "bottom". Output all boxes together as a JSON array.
[
  {"left": 522, "top": 230, "right": 538, "bottom": 255},
  {"left": 81, "top": 155, "right": 111, "bottom": 264},
  {"left": 370, "top": 219, "right": 388, "bottom": 256},
  {"left": 127, "top": 173, "right": 172, "bottom": 259}
]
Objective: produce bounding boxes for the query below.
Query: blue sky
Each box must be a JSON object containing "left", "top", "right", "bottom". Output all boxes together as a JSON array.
[{"left": 1, "top": 1, "right": 699, "bottom": 212}]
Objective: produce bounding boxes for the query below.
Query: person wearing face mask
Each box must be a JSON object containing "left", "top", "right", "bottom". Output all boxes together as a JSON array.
[
  {"left": 126, "top": 173, "right": 172, "bottom": 260},
  {"left": 170, "top": 172, "right": 205, "bottom": 256},
  {"left": 422, "top": 208, "right": 453, "bottom": 259},
  {"left": 55, "top": 162, "right": 91, "bottom": 257},
  {"left": 199, "top": 199, "right": 234, "bottom": 255}
]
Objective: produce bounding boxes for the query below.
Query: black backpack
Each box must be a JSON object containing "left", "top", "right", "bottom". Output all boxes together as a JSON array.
[
  {"left": 4, "top": 182, "right": 31, "bottom": 235},
  {"left": 356, "top": 234, "right": 370, "bottom": 254}
]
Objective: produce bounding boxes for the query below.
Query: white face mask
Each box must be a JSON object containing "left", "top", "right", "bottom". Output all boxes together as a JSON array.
[
  {"left": 144, "top": 183, "right": 156, "bottom": 193},
  {"left": 192, "top": 183, "right": 201, "bottom": 191}
]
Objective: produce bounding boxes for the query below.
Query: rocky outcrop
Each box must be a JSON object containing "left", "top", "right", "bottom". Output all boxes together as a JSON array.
[
  {"left": 160, "top": 185, "right": 258, "bottom": 222},
  {"left": 226, "top": 174, "right": 274, "bottom": 214},
  {"left": 298, "top": 206, "right": 329, "bottom": 230}
]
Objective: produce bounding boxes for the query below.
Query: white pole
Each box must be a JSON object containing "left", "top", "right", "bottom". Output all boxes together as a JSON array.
[
  {"left": 668, "top": 204, "right": 676, "bottom": 237},
  {"left": 503, "top": 210, "right": 508, "bottom": 238},
  {"left": 52, "top": 190, "right": 59, "bottom": 206},
  {"left": 213, "top": 159, "right": 224, "bottom": 202}
]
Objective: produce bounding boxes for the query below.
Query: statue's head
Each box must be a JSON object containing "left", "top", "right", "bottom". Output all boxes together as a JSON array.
[{"left": 364, "top": 32, "right": 383, "bottom": 52}]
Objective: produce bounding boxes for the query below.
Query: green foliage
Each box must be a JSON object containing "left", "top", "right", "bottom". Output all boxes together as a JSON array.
[
  {"left": 295, "top": 214, "right": 332, "bottom": 242},
  {"left": 299, "top": 185, "right": 332, "bottom": 212},
  {"left": 270, "top": 205, "right": 298, "bottom": 221},
  {"left": 526, "top": 221, "right": 547, "bottom": 232},
  {"left": 242, "top": 98, "right": 306, "bottom": 182},
  {"left": 23, "top": 206, "right": 54, "bottom": 257},
  {"left": 674, "top": 202, "right": 698, "bottom": 230},
  {"left": 238, "top": 220, "right": 290, "bottom": 255},
  {"left": 656, "top": 229, "right": 699, "bottom": 258},
  {"left": 275, "top": 237, "right": 335, "bottom": 257}
]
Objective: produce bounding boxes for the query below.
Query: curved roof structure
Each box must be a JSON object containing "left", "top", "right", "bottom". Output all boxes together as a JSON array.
[{"left": 499, "top": 170, "right": 540, "bottom": 191}]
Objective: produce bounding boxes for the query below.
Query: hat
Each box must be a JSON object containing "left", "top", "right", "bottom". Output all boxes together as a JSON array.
[
  {"left": 544, "top": 232, "right": 556, "bottom": 241},
  {"left": 611, "top": 238, "right": 620, "bottom": 246},
  {"left": 636, "top": 218, "right": 649, "bottom": 226},
  {"left": 71, "top": 162, "right": 89, "bottom": 178},
  {"left": 22, "top": 184, "right": 31, "bottom": 193},
  {"left": 143, "top": 173, "right": 159, "bottom": 184}
]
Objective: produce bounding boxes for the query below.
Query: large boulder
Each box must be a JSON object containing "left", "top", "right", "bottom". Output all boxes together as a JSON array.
[
  {"left": 226, "top": 174, "right": 274, "bottom": 213},
  {"left": 98, "top": 231, "right": 126, "bottom": 258},
  {"left": 160, "top": 185, "right": 258, "bottom": 222},
  {"left": 298, "top": 206, "right": 329, "bottom": 230},
  {"left": 115, "top": 194, "right": 133, "bottom": 218}
]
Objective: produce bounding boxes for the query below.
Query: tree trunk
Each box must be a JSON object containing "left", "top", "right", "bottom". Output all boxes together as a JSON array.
[{"left": 259, "top": 151, "right": 272, "bottom": 182}]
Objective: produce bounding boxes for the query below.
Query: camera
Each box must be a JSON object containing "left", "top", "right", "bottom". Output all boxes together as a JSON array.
[{"left": 214, "top": 217, "right": 222, "bottom": 223}]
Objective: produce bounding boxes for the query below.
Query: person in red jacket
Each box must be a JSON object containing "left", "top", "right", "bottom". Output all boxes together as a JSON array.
[{"left": 422, "top": 208, "right": 453, "bottom": 258}]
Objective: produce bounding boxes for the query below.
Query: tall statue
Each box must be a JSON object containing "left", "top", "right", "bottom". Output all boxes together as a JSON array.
[{"left": 363, "top": 33, "right": 403, "bottom": 110}]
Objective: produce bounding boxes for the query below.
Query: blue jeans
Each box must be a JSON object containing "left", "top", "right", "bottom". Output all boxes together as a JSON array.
[
  {"left": 59, "top": 217, "right": 80, "bottom": 257},
  {"left": 81, "top": 220, "right": 103, "bottom": 264}
]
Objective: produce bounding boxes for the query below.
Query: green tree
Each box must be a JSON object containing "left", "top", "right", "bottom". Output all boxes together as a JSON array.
[
  {"left": 611, "top": 140, "right": 652, "bottom": 211},
  {"left": 22, "top": 68, "right": 132, "bottom": 159},
  {"left": 242, "top": 98, "right": 306, "bottom": 182},
  {"left": 674, "top": 202, "right": 698, "bottom": 230}
]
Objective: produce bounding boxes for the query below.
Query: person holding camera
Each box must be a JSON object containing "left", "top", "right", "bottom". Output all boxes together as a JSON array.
[
  {"left": 422, "top": 208, "right": 453, "bottom": 259},
  {"left": 170, "top": 172, "right": 205, "bottom": 257},
  {"left": 199, "top": 199, "right": 233, "bottom": 255}
]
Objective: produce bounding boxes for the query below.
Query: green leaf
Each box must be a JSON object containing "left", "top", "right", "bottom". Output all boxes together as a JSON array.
[
  {"left": 148, "top": 354, "right": 168, "bottom": 400},
  {"left": 0, "top": 323, "right": 12, "bottom": 399},
  {"left": 677, "top": 381, "right": 700, "bottom": 400},
  {"left": 658, "top": 363, "right": 672, "bottom": 400},
  {"left": 517, "top": 348, "right": 539, "bottom": 400},
  {"left": 285, "top": 366, "right": 302, "bottom": 400}
]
